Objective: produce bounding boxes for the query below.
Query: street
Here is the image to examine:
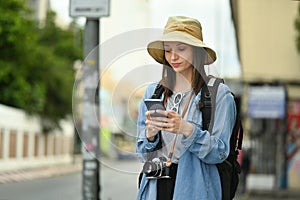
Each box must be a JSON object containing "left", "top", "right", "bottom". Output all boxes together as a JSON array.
[
  {"left": 1, "top": 158, "right": 299, "bottom": 200},
  {"left": 0, "top": 159, "right": 143, "bottom": 200}
]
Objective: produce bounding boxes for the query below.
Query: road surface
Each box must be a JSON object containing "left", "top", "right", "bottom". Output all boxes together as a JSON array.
[{"left": 0, "top": 159, "right": 143, "bottom": 200}]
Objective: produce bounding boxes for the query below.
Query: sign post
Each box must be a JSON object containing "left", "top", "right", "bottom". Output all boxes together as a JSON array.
[{"left": 70, "top": 1, "right": 110, "bottom": 199}]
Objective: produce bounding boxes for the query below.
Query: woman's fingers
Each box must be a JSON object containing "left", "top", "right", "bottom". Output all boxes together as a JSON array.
[{"left": 146, "top": 110, "right": 183, "bottom": 133}]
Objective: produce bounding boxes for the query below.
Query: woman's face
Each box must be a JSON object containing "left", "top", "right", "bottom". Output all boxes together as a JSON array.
[{"left": 164, "top": 41, "right": 194, "bottom": 75}]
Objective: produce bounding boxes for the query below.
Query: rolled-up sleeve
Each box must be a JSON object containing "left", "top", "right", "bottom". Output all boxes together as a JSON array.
[{"left": 136, "top": 83, "right": 161, "bottom": 161}]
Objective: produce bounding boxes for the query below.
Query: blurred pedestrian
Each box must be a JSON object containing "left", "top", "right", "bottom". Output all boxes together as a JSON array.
[{"left": 136, "top": 16, "right": 236, "bottom": 200}]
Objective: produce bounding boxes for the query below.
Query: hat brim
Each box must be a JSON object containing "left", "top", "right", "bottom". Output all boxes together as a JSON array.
[{"left": 147, "top": 31, "right": 216, "bottom": 65}]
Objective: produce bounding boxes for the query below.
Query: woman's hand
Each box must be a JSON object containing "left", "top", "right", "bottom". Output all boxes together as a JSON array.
[{"left": 145, "top": 110, "right": 194, "bottom": 138}]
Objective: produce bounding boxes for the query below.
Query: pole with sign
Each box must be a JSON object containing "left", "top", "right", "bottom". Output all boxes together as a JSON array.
[{"left": 70, "top": 1, "right": 110, "bottom": 199}]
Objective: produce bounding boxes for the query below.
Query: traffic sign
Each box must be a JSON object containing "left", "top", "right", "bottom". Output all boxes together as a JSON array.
[{"left": 69, "top": 0, "right": 110, "bottom": 18}]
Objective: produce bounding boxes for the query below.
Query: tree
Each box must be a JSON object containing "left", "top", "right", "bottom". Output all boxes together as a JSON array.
[
  {"left": 0, "top": 0, "right": 83, "bottom": 131},
  {"left": 296, "top": 3, "right": 300, "bottom": 53},
  {"left": 0, "top": 0, "right": 41, "bottom": 111},
  {"left": 35, "top": 10, "right": 83, "bottom": 131}
]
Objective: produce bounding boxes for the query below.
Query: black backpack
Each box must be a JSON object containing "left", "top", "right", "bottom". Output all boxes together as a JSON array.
[
  {"left": 199, "top": 77, "right": 243, "bottom": 200},
  {"left": 148, "top": 78, "right": 243, "bottom": 199}
]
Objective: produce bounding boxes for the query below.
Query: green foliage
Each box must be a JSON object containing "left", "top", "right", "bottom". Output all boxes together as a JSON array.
[
  {"left": 296, "top": 3, "right": 300, "bottom": 53},
  {"left": 0, "top": 0, "right": 83, "bottom": 131}
]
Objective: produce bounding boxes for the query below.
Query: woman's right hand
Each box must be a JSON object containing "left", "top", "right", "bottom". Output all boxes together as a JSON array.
[{"left": 145, "top": 110, "right": 160, "bottom": 141}]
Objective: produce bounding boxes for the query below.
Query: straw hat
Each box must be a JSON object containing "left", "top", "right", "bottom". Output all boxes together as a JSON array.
[{"left": 147, "top": 16, "right": 217, "bottom": 65}]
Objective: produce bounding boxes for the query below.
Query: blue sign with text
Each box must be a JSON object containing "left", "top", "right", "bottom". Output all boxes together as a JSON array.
[{"left": 248, "top": 86, "right": 286, "bottom": 118}]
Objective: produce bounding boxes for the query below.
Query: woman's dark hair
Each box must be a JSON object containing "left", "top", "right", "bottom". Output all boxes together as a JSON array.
[{"left": 159, "top": 46, "right": 207, "bottom": 96}]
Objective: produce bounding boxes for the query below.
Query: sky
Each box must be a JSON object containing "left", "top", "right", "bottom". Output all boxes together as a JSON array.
[
  {"left": 50, "top": 0, "right": 241, "bottom": 79},
  {"left": 50, "top": 0, "right": 73, "bottom": 24}
]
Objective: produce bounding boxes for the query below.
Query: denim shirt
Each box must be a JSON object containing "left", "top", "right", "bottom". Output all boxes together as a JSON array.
[{"left": 136, "top": 82, "right": 236, "bottom": 200}]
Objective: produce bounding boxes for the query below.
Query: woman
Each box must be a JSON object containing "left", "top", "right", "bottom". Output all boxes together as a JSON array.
[{"left": 136, "top": 16, "right": 236, "bottom": 200}]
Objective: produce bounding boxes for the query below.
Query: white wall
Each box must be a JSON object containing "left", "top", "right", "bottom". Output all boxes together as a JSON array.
[
  {"left": 0, "top": 104, "right": 74, "bottom": 172},
  {"left": 0, "top": 104, "right": 41, "bottom": 133}
]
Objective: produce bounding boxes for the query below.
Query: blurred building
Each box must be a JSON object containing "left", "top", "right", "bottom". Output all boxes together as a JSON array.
[
  {"left": 28, "top": 0, "right": 69, "bottom": 28},
  {"left": 231, "top": 0, "right": 300, "bottom": 191},
  {"left": 0, "top": 104, "right": 74, "bottom": 172},
  {"left": 28, "top": 0, "right": 49, "bottom": 27}
]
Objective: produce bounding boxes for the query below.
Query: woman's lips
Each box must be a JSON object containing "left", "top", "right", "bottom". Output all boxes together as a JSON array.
[{"left": 172, "top": 63, "right": 181, "bottom": 67}]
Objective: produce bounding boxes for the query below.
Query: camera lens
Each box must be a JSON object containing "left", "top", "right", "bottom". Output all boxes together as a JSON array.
[
  {"left": 143, "top": 161, "right": 159, "bottom": 177},
  {"left": 143, "top": 157, "right": 171, "bottom": 179}
]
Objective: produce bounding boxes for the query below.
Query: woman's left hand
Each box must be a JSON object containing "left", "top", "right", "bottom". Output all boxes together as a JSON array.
[{"left": 149, "top": 110, "right": 194, "bottom": 137}]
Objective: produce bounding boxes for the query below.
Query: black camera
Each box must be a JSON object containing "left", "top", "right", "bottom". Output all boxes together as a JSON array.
[{"left": 142, "top": 157, "right": 170, "bottom": 179}]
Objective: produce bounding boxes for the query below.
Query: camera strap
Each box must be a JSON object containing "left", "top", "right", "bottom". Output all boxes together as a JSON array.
[{"left": 166, "top": 91, "right": 193, "bottom": 167}]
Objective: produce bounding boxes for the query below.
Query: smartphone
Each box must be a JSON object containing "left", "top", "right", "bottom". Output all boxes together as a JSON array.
[{"left": 144, "top": 99, "right": 167, "bottom": 117}]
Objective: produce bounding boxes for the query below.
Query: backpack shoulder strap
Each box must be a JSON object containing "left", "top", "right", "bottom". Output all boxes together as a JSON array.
[
  {"left": 200, "top": 77, "right": 224, "bottom": 133},
  {"left": 200, "top": 84, "right": 211, "bottom": 131},
  {"left": 231, "top": 93, "right": 243, "bottom": 151}
]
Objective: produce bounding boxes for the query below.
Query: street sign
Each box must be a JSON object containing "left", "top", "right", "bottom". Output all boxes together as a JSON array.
[
  {"left": 69, "top": 0, "right": 110, "bottom": 18},
  {"left": 248, "top": 85, "right": 286, "bottom": 119}
]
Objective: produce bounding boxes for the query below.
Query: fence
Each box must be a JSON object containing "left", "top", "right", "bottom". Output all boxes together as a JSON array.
[{"left": 0, "top": 104, "right": 74, "bottom": 172}]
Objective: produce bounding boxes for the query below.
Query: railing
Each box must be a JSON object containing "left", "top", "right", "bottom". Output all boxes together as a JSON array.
[{"left": 0, "top": 104, "right": 74, "bottom": 172}]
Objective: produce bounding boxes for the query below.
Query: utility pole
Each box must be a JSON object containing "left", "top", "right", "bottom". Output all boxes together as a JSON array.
[
  {"left": 70, "top": 1, "right": 110, "bottom": 199},
  {"left": 81, "top": 19, "right": 100, "bottom": 200}
]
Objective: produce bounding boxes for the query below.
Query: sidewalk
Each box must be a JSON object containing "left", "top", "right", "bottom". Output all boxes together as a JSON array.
[{"left": 0, "top": 161, "right": 82, "bottom": 184}]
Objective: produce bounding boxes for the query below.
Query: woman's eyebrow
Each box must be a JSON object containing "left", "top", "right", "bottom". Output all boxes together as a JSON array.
[{"left": 176, "top": 42, "right": 186, "bottom": 46}]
